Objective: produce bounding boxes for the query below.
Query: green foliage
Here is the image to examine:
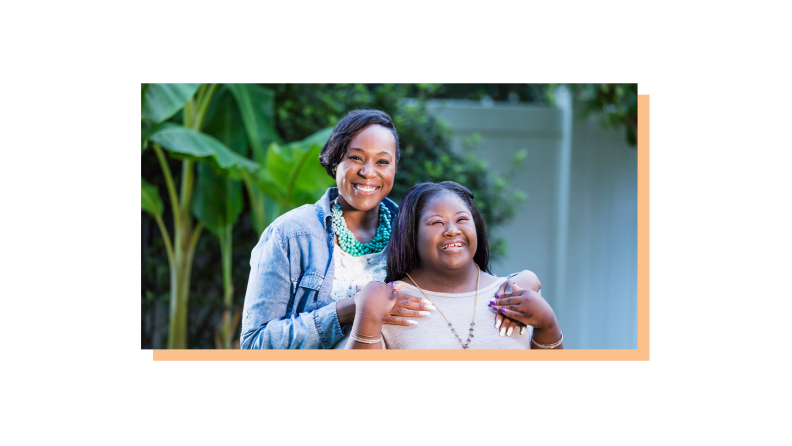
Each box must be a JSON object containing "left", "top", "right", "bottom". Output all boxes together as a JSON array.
[
  {"left": 141, "top": 83, "right": 201, "bottom": 123},
  {"left": 226, "top": 83, "right": 281, "bottom": 160},
  {"left": 202, "top": 87, "right": 249, "bottom": 155},
  {"left": 148, "top": 122, "right": 260, "bottom": 174},
  {"left": 547, "top": 83, "right": 638, "bottom": 146},
  {"left": 141, "top": 177, "right": 163, "bottom": 217},
  {"left": 429, "top": 84, "right": 549, "bottom": 103},
  {"left": 191, "top": 163, "right": 244, "bottom": 237},
  {"left": 256, "top": 128, "right": 335, "bottom": 214}
]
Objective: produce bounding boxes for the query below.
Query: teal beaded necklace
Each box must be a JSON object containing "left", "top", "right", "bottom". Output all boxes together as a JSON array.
[{"left": 331, "top": 200, "right": 392, "bottom": 256}]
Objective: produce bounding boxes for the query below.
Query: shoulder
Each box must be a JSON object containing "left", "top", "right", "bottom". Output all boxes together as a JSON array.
[
  {"left": 382, "top": 196, "right": 399, "bottom": 215},
  {"left": 268, "top": 204, "right": 326, "bottom": 241},
  {"left": 508, "top": 270, "right": 541, "bottom": 292}
]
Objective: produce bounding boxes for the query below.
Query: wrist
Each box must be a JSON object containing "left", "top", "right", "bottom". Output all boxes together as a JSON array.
[
  {"left": 335, "top": 297, "right": 356, "bottom": 326},
  {"left": 351, "top": 313, "right": 383, "bottom": 338},
  {"left": 533, "top": 323, "right": 561, "bottom": 344}
]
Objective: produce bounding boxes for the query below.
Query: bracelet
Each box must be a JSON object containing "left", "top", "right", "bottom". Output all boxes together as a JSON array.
[
  {"left": 531, "top": 332, "right": 563, "bottom": 349},
  {"left": 351, "top": 331, "right": 381, "bottom": 338},
  {"left": 350, "top": 332, "right": 382, "bottom": 344}
]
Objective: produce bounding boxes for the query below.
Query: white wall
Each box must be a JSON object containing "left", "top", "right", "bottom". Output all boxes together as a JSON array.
[{"left": 426, "top": 98, "right": 637, "bottom": 349}]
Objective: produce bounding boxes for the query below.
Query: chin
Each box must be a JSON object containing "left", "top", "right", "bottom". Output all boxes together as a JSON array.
[
  {"left": 347, "top": 196, "right": 380, "bottom": 211},
  {"left": 343, "top": 189, "right": 386, "bottom": 210},
  {"left": 439, "top": 257, "right": 473, "bottom": 271}
]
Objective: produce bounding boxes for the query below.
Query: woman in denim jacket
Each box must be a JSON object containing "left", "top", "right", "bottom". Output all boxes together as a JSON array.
[{"left": 241, "top": 110, "right": 435, "bottom": 349}]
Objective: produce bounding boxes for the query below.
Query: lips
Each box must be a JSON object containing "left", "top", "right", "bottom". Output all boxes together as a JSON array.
[{"left": 352, "top": 183, "right": 380, "bottom": 194}]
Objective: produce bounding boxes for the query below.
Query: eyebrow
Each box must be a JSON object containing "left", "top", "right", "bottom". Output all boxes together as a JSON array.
[
  {"left": 348, "top": 148, "right": 393, "bottom": 157},
  {"left": 424, "top": 211, "right": 470, "bottom": 220}
]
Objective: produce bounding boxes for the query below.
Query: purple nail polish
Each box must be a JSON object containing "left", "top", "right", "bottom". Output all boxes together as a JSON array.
[
  {"left": 500, "top": 308, "right": 506, "bottom": 314},
  {"left": 494, "top": 294, "right": 500, "bottom": 298}
]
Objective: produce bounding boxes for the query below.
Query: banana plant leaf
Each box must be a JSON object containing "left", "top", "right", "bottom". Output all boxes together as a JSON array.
[
  {"left": 257, "top": 128, "right": 334, "bottom": 211},
  {"left": 226, "top": 84, "right": 281, "bottom": 162},
  {"left": 202, "top": 87, "right": 249, "bottom": 156},
  {"left": 191, "top": 163, "right": 243, "bottom": 237},
  {"left": 141, "top": 83, "right": 201, "bottom": 123},
  {"left": 148, "top": 122, "right": 259, "bottom": 176},
  {"left": 141, "top": 177, "right": 163, "bottom": 217}
]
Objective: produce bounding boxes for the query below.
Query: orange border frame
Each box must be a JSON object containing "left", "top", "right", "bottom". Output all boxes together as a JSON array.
[{"left": 153, "top": 95, "right": 649, "bottom": 361}]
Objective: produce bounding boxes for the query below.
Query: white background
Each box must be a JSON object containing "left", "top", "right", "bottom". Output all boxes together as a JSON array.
[{"left": 2, "top": 1, "right": 790, "bottom": 444}]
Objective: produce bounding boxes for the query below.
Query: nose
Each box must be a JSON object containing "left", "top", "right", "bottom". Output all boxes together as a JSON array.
[
  {"left": 444, "top": 224, "right": 461, "bottom": 237},
  {"left": 358, "top": 161, "right": 376, "bottom": 179}
]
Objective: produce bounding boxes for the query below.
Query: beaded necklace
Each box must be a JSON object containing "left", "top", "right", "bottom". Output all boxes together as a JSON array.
[
  {"left": 404, "top": 264, "right": 480, "bottom": 349},
  {"left": 331, "top": 200, "right": 392, "bottom": 256}
]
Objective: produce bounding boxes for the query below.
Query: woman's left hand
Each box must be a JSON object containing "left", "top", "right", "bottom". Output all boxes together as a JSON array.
[
  {"left": 493, "top": 281, "right": 522, "bottom": 337},
  {"left": 489, "top": 283, "right": 559, "bottom": 333}
]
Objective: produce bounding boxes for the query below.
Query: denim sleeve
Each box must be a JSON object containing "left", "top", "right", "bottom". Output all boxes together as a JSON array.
[{"left": 240, "top": 225, "right": 343, "bottom": 349}]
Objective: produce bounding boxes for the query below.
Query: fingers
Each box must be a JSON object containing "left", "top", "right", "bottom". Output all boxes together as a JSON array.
[
  {"left": 499, "top": 308, "right": 527, "bottom": 323},
  {"left": 489, "top": 295, "right": 517, "bottom": 307},
  {"left": 494, "top": 313, "right": 503, "bottom": 330},
  {"left": 501, "top": 318, "right": 518, "bottom": 337},
  {"left": 394, "top": 291, "right": 424, "bottom": 304},
  {"left": 490, "top": 289, "right": 527, "bottom": 307},
  {"left": 389, "top": 306, "right": 431, "bottom": 318},
  {"left": 393, "top": 295, "right": 436, "bottom": 311},
  {"left": 382, "top": 315, "right": 418, "bottom": 326}
]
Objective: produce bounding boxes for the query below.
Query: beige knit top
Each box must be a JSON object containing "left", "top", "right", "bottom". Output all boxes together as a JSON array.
[{"left": 381, "top": 277, "right": 534, "bottom": 349}]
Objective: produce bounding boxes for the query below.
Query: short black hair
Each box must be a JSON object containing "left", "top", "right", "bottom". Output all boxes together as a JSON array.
[
  {"left": 385, "top": 181, "right": 490, "bottom": 282},
  {"left": 319, "top": 109, "right": 400, "bottom": 179}
]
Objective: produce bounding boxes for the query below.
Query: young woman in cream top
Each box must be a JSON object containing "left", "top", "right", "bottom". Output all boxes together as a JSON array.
[{"left": 345, "top": 181, "right": 564, "bottom": 350}]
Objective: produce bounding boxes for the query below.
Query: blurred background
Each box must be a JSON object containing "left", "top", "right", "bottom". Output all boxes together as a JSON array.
[{"left": 141, "top": 83, "right": 638, "bottom": 349}]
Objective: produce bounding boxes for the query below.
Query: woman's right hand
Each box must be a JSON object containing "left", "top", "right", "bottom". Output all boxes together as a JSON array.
[
  {"left": 384, "top": 286, "right": 434, "bottom": 325},
  {"left": 353, "top": 282, "right": 433, "bottom": 326},
  {"left": 353, "top": 281, "right": 401, "bottom": 324}
]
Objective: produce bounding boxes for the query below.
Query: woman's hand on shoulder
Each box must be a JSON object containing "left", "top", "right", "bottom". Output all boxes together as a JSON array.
[
  {"left": 384, "top": 288, "right": 435, "bottom": 326},
  {"left": 490, "top": 282, "right": 558, "bottom": 332},
  {"left": 492, "top": 270, "right": 542, "bottom": 336},
  {"left": 354, "top": 281, "right": 401, "bottom": 323}
]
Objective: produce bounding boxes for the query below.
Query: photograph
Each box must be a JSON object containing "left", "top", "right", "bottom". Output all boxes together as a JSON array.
[{"left": 141, "top": 83, "right": 639, "bottom": 353}]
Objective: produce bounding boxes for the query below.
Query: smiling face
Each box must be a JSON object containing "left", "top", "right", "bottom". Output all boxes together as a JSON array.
[
  {"left": 416, "top": 191, "right": 478, "bottom": 272},
  {"left": 335, "top": 124, "right": 397, "bottom": 211}
]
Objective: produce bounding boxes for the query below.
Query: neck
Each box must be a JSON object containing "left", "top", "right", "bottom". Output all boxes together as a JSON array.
[
  {"left": 336, "top": 195, "right": 380, "bottom": 239},
  {"left": 406, "top": 261, "right": 480, "bottom": 294}
]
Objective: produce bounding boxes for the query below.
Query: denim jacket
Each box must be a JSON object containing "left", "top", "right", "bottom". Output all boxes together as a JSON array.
[{"left": 240, "top": 187, "right": 399, "bottom": 349}]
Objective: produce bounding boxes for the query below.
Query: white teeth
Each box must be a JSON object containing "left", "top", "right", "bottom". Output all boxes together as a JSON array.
[
  {"left": 354, "top": 184, "right": 377, "bottom": 192},
  {"left": 442, "top": 243, "right": 463, "bottom": 250}
]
